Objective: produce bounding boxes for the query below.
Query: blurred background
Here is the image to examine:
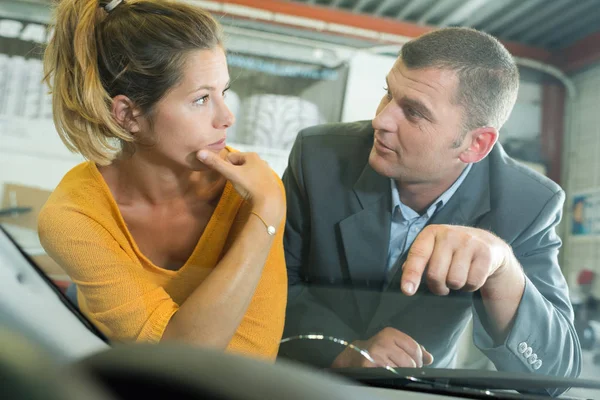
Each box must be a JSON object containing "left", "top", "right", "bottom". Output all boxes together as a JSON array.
[{"left": 1, "top": 0, "right": 600, "bottom": 380}]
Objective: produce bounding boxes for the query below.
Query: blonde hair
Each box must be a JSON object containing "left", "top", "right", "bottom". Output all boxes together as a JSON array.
[{"left": 43, "top": 0, "right": 223, "bottom": 165}]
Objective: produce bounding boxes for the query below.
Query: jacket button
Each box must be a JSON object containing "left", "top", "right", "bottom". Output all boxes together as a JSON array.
[{"left": 528, "top": 354, "right": 538, "bottom": 364}]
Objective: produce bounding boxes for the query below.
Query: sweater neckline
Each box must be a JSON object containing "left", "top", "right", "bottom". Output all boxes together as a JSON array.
[{"left": 87, "top": 158, "right": 237, "bottom": 276}]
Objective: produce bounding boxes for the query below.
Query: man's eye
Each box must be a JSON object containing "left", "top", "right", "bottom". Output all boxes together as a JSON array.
[
  {"left": 406, "top": 107, "right": 422, "bottom": 119},
  {"left": 383, "top": 86, "right": 392, "bottom": 100}
]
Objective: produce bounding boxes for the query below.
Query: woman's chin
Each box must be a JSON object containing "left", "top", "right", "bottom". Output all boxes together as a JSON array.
[{"left": 184, "top": 152, "right": 207, "bottom": 171}]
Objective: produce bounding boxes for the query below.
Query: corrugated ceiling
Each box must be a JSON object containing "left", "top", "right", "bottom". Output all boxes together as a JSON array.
[{"left": 291, "top": 0, "right": 600, "bottom": 49}]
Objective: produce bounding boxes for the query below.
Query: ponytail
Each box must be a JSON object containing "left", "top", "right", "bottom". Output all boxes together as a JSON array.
[{"left": 44, "top": 0, "right": 135, "bottom": 165}]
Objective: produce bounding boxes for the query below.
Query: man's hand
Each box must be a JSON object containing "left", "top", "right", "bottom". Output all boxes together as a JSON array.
[
  {"left": 401, "top": 225, "right": 516, "bottom": 296},
  {"left": 331, "top": 327, "right": 434, "bottom": 369},
  {"left": 400, "top": 225, "right": 526, "bottom": 340}
]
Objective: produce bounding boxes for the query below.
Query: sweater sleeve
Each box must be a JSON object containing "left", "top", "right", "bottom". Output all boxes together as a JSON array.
[{"left": 38, "top": 205, "right": 179, "bottom": 343}]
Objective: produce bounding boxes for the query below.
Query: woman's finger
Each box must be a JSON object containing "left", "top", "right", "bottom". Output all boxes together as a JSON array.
[
  {"left": 226, "top": 152, "right": 247, "bottom": 166},
  {"left": 197, "top": 150, "right": 237, "bottom": 179}
]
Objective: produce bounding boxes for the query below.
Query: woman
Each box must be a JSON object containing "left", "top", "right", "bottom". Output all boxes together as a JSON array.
[{"left": 39, "top": 0, "right": 287, "bottom": 360}]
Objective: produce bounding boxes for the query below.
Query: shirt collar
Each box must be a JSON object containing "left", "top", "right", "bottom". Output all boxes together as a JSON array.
[{"left": 391, "top": 163, "right": 473, "bottom": 221}]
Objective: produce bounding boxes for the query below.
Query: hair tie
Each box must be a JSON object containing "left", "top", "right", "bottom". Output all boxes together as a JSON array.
[{"left": 104, "top": 0, "right": 123, "bottom": 13}]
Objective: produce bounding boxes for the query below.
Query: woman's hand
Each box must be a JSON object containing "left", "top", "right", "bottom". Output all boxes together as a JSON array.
[{"left": 197, "top": 150, "right": 284, "bottom": 222}]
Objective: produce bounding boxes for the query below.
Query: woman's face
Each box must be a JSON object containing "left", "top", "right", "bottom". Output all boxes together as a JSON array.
[{"left": 134, "top": 47, "right": 234, "bottom": 170}]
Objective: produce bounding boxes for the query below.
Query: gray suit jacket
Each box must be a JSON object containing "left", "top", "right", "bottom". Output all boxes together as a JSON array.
[{"left": 280, "top": 121, "right": 581, "bottom": 386}]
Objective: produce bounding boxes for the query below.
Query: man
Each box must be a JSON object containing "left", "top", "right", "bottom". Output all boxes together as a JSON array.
[{"left": 280, "top": 27, "right": 581, "bottom": 386}]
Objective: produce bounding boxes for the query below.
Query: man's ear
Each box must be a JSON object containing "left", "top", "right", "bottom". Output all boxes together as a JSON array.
[
  {"left": 459, "top": 126, "right": 498, "bottom": 164},
  {"left": 111, "top": 95, "right": 142, "bottom": 134}
]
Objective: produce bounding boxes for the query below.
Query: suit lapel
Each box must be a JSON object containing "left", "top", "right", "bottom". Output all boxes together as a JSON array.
[
  {"left": 430, "top": 155, "right": 491, "bottom": 228},
  {"left": 368, "top": 158, "right": 493, "bottom": 331},
  {"left": 338, "top": 162, "right": 392, "bottom": 322}
]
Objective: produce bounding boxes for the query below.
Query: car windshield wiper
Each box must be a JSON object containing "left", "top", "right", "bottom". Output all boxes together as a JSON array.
[{"left": 334, "top": 367, "right": 600, "bottom": 398}]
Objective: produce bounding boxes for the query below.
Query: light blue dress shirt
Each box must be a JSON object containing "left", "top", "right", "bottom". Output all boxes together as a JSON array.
[{"left": 385, "top": 164, "right": 473, "bottom": 282}]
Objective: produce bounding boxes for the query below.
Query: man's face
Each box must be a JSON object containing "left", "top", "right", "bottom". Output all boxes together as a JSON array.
[{"left": 369, "top": 58, "right": 471, "bottom": 185}]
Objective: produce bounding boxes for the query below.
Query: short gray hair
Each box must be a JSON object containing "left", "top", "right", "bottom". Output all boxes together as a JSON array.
[{"left": 401, "top": 27, "right": 519, "bottom": 132}]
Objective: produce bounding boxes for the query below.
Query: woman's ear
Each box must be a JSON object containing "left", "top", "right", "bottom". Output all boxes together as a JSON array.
[{"left": 111, "top": 95, "right": 142, "bottom": 134}]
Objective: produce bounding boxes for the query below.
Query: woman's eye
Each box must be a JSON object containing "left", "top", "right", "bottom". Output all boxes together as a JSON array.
[{"left": 194, "top": 95, "right": 209, "bottom": 105}]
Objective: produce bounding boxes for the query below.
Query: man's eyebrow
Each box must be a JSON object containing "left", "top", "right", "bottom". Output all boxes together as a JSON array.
[
  {"left": 401, "top": 96, "right": 434, "bottom": 121},
  {"left": 385, "top": 77, "right": 434, "bottom": 121}
]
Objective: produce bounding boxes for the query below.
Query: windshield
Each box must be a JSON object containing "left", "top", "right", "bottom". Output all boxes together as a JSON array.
[{"left": 1, "top": 0, "right": 600, "bottom": 399}]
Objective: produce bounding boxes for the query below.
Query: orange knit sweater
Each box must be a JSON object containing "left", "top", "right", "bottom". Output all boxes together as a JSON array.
[{"left": 38, "top": 161, "right": 287, "bottom": 360}]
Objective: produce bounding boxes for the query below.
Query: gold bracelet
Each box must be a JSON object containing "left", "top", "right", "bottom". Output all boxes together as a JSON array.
[{"left": 250, "top": 211, "right": 276, "bottom": 236}]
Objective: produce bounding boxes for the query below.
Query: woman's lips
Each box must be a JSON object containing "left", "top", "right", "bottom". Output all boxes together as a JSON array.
[{"left": 206, "top": 137, "right": 226, "bottom": 150}]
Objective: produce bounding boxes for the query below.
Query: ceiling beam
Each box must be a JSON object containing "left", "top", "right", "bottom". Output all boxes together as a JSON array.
[
  {"left": 438, "top": 0, "right": 489, "bottom": 27},
  {"left": 417, "top": 0, "right": 452, "bottom": 25},
  {"left": 462, "top": 0, "right": 518, "bottom": 28},
  {"left": 417, "top": 1, "right": 462, "bottom": 26},
  {"left": 353, "top": 0, "right": 371, "bottom": 13},
  {"left": 551, "top": 30, "right": 600, "bottom": 73},
  {"left": 536, "top": 5, "right": 600, "bottom": 48},
  {"left": 500, "top": 0, "right": 569, "bottom": 40},
  {"left": 373, "top": 0, "right": 395, "bottom": 17},
  {"left": 519, "top": 0, "right": 598, "bottom": 44},
  {"left": 207, "top": 0, "right": 552, "bottom": 62},
  {"left": 214, "top": 0, "right": 431, "bottom": 38},
  {"left": 396, "top": 0, "right": 422, "bottom": 20},
  {"left": 484, "top": 0, "right": 545, "bottom": 34}
]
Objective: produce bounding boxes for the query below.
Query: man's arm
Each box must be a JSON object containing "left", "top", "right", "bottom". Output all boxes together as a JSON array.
[
  {"left": 472, "top": 190, "right": 581, "bottom": 386},
  {"left": 396, "top": 189, "right": 580, "bottom": 396},
  {"left": 279, "top": 131, "right": 360, "bottom": 367}
]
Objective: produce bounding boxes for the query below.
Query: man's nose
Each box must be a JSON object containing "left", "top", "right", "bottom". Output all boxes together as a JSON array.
[{"left": 372, "top": 102, "right": 396, "bottom": 133}]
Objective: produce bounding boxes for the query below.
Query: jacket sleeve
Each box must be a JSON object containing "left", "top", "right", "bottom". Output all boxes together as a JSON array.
[{"left": 472, "top": 189, "right": 581, "bottom": 396}]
